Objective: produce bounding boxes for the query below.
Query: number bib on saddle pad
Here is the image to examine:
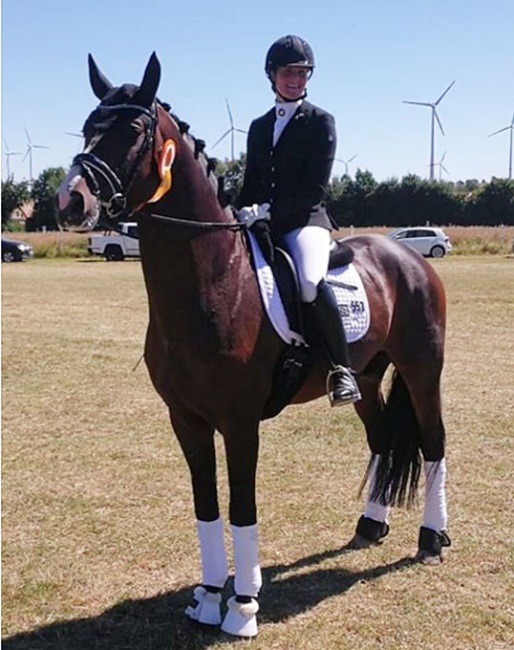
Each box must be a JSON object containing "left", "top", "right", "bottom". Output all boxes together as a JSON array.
[{"left": 247, "top": 231, "right": 370, "bottom": 346}]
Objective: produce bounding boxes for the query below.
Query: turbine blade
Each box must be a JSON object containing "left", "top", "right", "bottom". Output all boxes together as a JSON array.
[
  {"left": 3, "top": 138, "right": 10, "bottom": 151},
  {"left": 211, "top": 129, "right": 231, "bottom": 149},
  {"left": 33, "top": 145, "right": 49, "bottom": 149},
  {"left": 441, "top": 164, "right": 449, "bottom": 174},
  {"left": 434, "top": 109, "right": 445, "bottom": 135},
  {"left": 435, "top": 80, "right": 456, "bottom": 105},
  {"left": 488, "top": 126, "right": 511, "bottom": 137},
  {"left": 511, "top": 111, "right": 514, "bottom": 127},
  {"left": 234, "top": 128, "right": 248, "bottom": 135},
  {"left": 348, "top": 154, "right": 358, "bottom": 162},
  {"left": 225, "top": 99, "right": 234, "bottom": 127},
  {"left": 403, "top": 100, "right": 433, "bottom": 107},
  {"left": 24, "top": 126, "right": 32, "bottom": 143}
]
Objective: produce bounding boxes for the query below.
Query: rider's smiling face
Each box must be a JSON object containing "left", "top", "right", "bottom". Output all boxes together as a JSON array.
[{"left": 272, "top": 66, "right": 309, "bottom": 101}]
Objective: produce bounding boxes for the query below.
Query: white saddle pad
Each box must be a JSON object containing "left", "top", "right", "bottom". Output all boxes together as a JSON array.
[{"left": 248, "top": 231, "right": 370, "bottom": 346}]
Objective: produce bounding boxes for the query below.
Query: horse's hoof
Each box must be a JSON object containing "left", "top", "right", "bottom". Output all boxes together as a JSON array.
[
  {"left": 221, "top": 596, "right": 259, "bottom": 637},
  {"left": 351, "top": 515, "right": 390, "bottom": 547},
  {"left": 414, "top": 549, "right": 443, "bottom": 565},
  {"left": 347, "top": 534, "right": 379, "bottom": 549},
  {"left": 185, "top": 586, "right": 222, "bottom": 626}
]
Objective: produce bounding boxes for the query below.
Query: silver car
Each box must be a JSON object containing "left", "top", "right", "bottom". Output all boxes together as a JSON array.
[{"left": 387, "top": 227, "right": 452, "bottom": 258}]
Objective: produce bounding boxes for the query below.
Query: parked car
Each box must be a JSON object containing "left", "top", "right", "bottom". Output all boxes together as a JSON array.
[
  {"left": 387, "top": 227, "right": 452, "bottom": 258},
  {"left": 1, "top": 237, "right": 34, "bottom": 262},
  {"left": 88, "top": 222, "right": 140, "bottom": 261}
]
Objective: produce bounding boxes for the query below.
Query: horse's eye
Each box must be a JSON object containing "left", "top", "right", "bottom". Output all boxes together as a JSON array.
[{"left": 131, "top": 119, "right": 145, "bottom": 134}]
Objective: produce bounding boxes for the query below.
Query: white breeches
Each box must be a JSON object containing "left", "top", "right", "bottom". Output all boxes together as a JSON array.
[{"left": 281, "top": 226, "right": 331, "bottom": 303}]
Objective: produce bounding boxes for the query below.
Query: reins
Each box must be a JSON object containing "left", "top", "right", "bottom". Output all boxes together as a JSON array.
[{"left": 142, "top": 210, "right": 246, "bottom": 232}]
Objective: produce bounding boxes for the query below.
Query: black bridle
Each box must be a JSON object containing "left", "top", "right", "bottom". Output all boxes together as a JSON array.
[
  {"left": 74, "top": 100, "right": 247, "bottom": 234},
  {"left": 73, "top": 102, "right": 157, "bottom": 219}
]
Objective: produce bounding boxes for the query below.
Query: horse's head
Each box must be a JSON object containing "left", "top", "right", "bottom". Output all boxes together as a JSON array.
[{"left": 56, "top": 53, "right": 180, "bottom": 231}]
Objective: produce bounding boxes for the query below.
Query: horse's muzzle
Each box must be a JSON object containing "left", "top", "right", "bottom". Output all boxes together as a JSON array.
[{"left": 56, "top": 166, "right": 100, "bottom": 231}]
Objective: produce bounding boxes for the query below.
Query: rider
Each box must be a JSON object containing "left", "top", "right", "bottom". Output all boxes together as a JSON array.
[{"left": 236, "top": 35, "right": 361, "bottom": 406}]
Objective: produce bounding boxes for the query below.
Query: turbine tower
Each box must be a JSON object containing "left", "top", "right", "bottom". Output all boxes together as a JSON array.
[
  {"left": 3, "top": 139, "right": 22, "bottom": 178},
  {"left": 403, "top": 81, "right": 455, "bottom": 181},
  {"left": 488, "top": 112, "right": 514, "bottom": 180},
  {"left": 23, "top": 127, "right": 49, "bottom": 185},
  {"left": 211, "top": 99, "right": 247, "bottom": 161}
]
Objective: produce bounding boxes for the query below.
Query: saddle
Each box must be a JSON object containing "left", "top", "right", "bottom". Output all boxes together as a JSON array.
[{"left": 246, "top": 232, "right": 355, "bottom": 420}]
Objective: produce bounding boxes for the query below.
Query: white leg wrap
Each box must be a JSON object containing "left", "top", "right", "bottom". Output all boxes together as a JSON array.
[
  {"left": 230, "top": 523, "right": 262, "bottom": 597},
  {"left": 185, "top": 585, "right": 222, "bottom": 626},
  {"left": 197, "top": 517, "right": 228, "bottom": 588},
  {"left": 221, "top": 596, "right": 259, "bottom": 637},
  {"left": 423, "top": 459, "right": 447, "bottom": 531},
  {"left": 364, "top": 455, "right": 391, "bottom": 523},
  {"left": 221, "top": 523, "right": 261, "bottom": 636}
]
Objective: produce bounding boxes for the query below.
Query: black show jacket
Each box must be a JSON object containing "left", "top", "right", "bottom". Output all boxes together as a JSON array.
[{"left": 237, "top": 100, "right": 336, "bottom": 236}]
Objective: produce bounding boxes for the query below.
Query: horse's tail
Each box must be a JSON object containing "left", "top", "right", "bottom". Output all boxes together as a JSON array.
[{"left": 365, "top": 370, "right": 423, "bottom": 508}]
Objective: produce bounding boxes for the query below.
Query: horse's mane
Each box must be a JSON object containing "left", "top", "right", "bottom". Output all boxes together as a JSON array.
[{"left": 164, "top": 102, "right": 230, "bottom": 208}]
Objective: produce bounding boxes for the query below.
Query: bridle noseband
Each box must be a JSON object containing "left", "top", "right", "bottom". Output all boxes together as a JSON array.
[{"left": 73, "top": 102, "right": 157, "bottom": 219}]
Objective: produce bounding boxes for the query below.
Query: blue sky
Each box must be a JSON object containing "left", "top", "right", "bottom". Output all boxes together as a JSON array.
[{"left": 2, "top": 0, "right": 513, "bottom": 184}]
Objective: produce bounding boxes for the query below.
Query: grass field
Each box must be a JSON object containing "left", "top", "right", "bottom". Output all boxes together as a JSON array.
[{"left": 2, "top": 254, "right": 514, "bottom": 649}]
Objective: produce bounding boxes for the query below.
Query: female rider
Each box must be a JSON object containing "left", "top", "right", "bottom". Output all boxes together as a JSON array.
[{"left": 237, "top": 34, "right": 361, "bottom": 406}]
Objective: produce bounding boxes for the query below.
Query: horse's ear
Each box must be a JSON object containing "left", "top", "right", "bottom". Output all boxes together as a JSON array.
[
  {"left": 88, "top": 54, "right": 113, "bottom": 100},
  {"left": 134, "top": 52, "right": 161, "bottom": 107}
]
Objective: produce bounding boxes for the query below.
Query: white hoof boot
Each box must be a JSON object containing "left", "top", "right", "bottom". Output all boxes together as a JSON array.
[
  {"left": 221, "top": 596, "right": 259, "bottom": 637},
  {"left": 185, "top": 586, "right": 222, "bottom": 626}
]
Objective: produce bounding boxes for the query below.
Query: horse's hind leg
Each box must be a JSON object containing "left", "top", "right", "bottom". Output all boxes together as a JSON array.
[
  {"left": 350, "top": 354, "right": 393, "bottom": 547},
  {"left": 170, "top": 407, "right": 228, "bottom": 625},
  {"left": 398, "top": 359, "right": 451, "bottom": 563}
]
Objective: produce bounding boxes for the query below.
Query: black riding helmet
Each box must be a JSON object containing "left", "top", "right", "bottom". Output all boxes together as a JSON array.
[{"left": 265, "top": 35, "right": 315, "bottom": 77}]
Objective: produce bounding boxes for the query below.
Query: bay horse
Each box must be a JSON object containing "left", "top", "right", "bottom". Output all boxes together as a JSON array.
[{"left": 56, "top": 53, "right": 450, "bottom": 638}]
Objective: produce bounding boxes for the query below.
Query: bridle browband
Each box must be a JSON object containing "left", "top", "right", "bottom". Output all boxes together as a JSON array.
[{"left": 74, "top": 100, "right": 247, "bottom": 234}]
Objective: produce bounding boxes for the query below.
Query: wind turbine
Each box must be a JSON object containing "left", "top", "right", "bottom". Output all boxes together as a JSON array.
[
  {"left": 23, "top": 127, "right": 49, "bottom": 185},
  {"left": 433, "top": 151, "right": 450, "bottom": 181},
  {"left": 335, "top": 154, "right": 358, "bottom": 176},
  {"left": 3, "top": 139, "right": 22, "bottom": 178},
  {"left": 488, "top": 112, "right": 514, "bottom": 180},
  {"left": 211, "top": 99, "right": 247, "bottom": 160},
  {"left": 403, "top": 81, "right": 455, "bottom": 181}
]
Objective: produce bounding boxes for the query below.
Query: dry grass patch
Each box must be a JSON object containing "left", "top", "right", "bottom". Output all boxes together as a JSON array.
[{"left": 2, "top": 257, "right": 514, "bottom": 649}]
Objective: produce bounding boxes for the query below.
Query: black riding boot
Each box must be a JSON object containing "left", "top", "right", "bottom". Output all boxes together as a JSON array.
[{"left": 309, "top": 279, "right": 361, "bottom": 407}]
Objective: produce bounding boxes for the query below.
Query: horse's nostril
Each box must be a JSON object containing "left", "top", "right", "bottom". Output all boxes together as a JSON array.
[{"left": 69, "top": 191, "right": 85, "bottom": 213}]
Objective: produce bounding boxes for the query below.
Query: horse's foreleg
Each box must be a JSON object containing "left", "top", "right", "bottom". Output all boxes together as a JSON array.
[
  {"left": 221, "top": 423, "right": 261, "bottom": 638},
  {"left": 170, "top": 408, "right": 228, "bottom": 625}
]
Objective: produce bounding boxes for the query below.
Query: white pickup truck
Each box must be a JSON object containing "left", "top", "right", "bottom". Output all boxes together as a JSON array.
[{"left": 88, "top": 222, "right": 140, "bottom": 261}]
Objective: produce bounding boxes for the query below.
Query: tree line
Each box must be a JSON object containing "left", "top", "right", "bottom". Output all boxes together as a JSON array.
[
  {"left": 218, "top": 157, "right": 514, "bottom": 227},
  {"left": 3, "top": 161, "right": 514, "bottom": 231}
]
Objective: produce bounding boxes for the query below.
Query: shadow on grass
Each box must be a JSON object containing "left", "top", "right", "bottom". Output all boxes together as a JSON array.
[{"left": 3, "top": 544, "right": 415, "bottom": 650}]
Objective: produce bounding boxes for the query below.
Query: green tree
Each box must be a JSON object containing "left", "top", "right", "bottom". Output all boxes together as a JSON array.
[
  {"left": 1, "top": 178, "right": 30, "bottom": 229},
  {"left": 215, "top": 155, "right": 246, "bottom": 205},
  {"left": 468, "top": 178, "right": 514, "bottom": 225},
  {"left": 29, "top": 167, "right": 67, "bottom": 231}
]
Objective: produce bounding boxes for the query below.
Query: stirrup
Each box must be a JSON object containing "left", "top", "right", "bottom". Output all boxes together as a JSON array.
[{"left": 326, "top": 366, "right": 361, "bottom": 407}]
